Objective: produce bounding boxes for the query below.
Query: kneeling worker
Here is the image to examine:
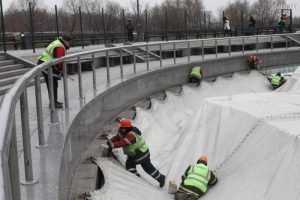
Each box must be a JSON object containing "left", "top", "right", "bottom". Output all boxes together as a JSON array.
[
  {"left": 175, "top": 156, "right": 217, "bottom": 200},
  {"left": 189, "top": 66, "right": 203, "bottom": 85},
  {"left": 107, "top": 118, "right": 166, "bottom": 188},
  {"left": 247, "top": 55, "right": 261, "bottom": 70},
  {"left": 268, "top": 72, "right": 287, "bottom": 90}
]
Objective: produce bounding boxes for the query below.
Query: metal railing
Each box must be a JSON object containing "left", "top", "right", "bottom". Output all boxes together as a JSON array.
[{"left": 0, "top": 32, "right": 299, "bottom": 200}]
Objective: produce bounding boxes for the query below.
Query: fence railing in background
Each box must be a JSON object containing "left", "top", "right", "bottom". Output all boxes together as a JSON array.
[
  {"left": 0, "top": 33, "right": 299, "bottom": 200},
  {"left": 3, "top": 25, "right": 300, "bottom": 51}
]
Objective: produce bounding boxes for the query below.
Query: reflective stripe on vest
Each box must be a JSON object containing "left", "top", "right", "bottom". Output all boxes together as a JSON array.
[
  {"left": 183, "top": 163, "right": 211, "bottom": 193},
  {"left": 271, "top": 76, "right": 281, "bottom": 86},
  {"left": 119, "top": 132, "right": 148, "bottom": 157},
  {"left": 38, "top": 39, "right": 65, "bottom": 62},
  {"left": 190, "top": 67, "right": 202, "bottom": 79}
]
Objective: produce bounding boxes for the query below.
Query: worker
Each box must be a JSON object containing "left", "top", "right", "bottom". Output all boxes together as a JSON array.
[
  {"left": 189, "top": 66, "right": 203, "bottom": 85},
  {"left": 247, "top": 55, "right": 261, "bottom": 70},
  {"left": 174, "top": 156, "right": 218, "bottom": 200},
  {"left": 37, "top": 34, "right": 72, "bottom": 108},
  {"left": 106, "top": 118, "right": 166, "bottom": 188},
  {"left": 268, "top": 72, "right": 287, "bottom": 90}
]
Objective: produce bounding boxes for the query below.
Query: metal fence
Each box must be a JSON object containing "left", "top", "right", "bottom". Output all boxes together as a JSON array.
[{"left": 0, "top": 33, "right": 299, "bottom": 200}]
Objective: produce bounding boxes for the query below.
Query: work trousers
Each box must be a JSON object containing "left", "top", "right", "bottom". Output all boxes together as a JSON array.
[
  {"left": 42, "top": 72, "right": 59, "bottom": 102},
  {"left": 127, "top": 32, "right": 133, "bottom": 42},
  {"left": 126, "top": 153, "right": 163, "bottom": 181}
]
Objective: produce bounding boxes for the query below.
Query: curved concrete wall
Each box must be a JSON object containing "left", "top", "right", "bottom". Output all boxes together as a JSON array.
[{"left": 59, "top": 49, "right": 300, "bottom": 200}]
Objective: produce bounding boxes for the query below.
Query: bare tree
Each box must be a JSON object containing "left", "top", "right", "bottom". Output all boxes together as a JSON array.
[
  {"left": 63, "top": 0, "right": 81, "bottom": 33},
  {"left": 251, "top": 0, "right": 286, "bottom": 27},
  {"left": 81, "top": 0, "right": 102, "bottom": 33},
  {"left": 223, "top": 0, "right": 250, "bottom": 32},
  {"left": 105, "top": 1, "right": 122, "bottom": 32}
]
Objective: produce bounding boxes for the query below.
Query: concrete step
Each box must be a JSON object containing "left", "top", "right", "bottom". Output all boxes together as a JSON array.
[
  {"left": 0, "top": 56, "right": 6, "bottom": 61},
  {"left": 0, "top": 68, "right": 29, "bottom": 79},
  {"left": 0, "top": 75, "right": 20, "bottom": 87},
  {"left": 0, "top": 60, "right": 15, "bottom": 67},
  {"left": 0, "top": 64, "right": 24, "bottom": 73},
  {"left": 0, "top": 76, "right": 44, "bottom": 96}
]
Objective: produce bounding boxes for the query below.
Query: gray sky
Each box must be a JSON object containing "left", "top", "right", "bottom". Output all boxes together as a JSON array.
[{"left": 2, "top": 0, "right": 300, "bottom": 17}]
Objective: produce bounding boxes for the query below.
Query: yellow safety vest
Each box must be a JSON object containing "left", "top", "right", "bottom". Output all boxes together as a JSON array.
[
  {"left": 119, "top": 132, "right": 148, "bottom": 157},
  {"left": 190, "top": 67, "right": 202, "bottom": 79},
  {"left": 38, "top": 39, "right": 65, "bottom": 62},
  {"left": 184, "top": 163, "right": 211, "bottom": 193},
  {"left": 271, "top": 76, "right": 281, "bottom": 86}
]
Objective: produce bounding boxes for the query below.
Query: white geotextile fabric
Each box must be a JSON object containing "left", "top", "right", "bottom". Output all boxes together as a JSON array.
[{"left": 91, "top": 69, "right": 300, "bottom": 200}]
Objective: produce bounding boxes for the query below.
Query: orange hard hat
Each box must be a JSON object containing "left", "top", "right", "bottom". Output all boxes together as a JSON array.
[
  {"left": 198, "top": 155, "right": 208, "bottom": 164},
  {"left": 119, "top": 119, "right": 132, "bottom": 128}
]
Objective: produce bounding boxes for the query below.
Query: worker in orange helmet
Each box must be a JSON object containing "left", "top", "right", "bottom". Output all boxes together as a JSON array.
[
  {"left": 174, "top": 156, "right": 218, "bottom": 200},
  {"left": 107, "top": 118, "right": 166, "bottom": 188},
  {"left": 247, "top": 55, "right": 261, "bottom": 70}
]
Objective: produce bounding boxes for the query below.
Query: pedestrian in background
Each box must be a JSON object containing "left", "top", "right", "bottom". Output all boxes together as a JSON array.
[
  {"left": 223, "top": 16, "right": 230, "bottom": 36},
  {"left": 126, "top": 19, "right": 134, "bottom": 42},
  {"left": 248, "top": 16, "right": 256, "bottom": 35}
]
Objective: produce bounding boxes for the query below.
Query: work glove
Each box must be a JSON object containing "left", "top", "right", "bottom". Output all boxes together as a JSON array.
[
  {"left": 106, "top": 140, "right": 113, "bottom": 153},
  {"left": 101, "top": 143, "right": 112, "bottom": 157},
  {"left": 181, "top": 175, "right": 185, "bottom": 182}
]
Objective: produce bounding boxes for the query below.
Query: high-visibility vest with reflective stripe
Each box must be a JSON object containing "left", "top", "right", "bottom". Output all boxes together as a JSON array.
[
  {"left": 38, "top": 39, "right": 65, "bottom": 62},
  {"left": 271, "top": 76, "right": 281, "bottom": 86},
  {"left": 119, "top": 132, "right": 148, "bottom": 157},
  {"left": 184, "top": 163, "right": 211, "bottom": 193},
  {"left": 190, "top": 67, "right": 202, "bottom": 79}
]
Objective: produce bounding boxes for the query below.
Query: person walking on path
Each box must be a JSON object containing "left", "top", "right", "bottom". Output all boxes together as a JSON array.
[
  {"left": 223, "top": 16, "right": 231, "bottom": 36},
  {"left": 248, "top": 16, "right": 256, "bottom": 35},
  {"left": 126, "top": 19, "right": 134, "bottom": 42}
]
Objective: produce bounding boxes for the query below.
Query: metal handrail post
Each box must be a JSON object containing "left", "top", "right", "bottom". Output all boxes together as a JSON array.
[
  {"left": 48, "top": 65, "right": 55, "bottom": 123},
  {"left": 270, "top": 35, "right": 273, "bottom": 52},
  {"left": 229, "top": 38, "right": 231, "bottom": 56},
  {"left": 215, "top": 39, "right": 218, "bottom": 58},
  {"left": 77, "top": 56, "right": 83, "bottom": 98},
  {"left": 146, "top": 44, "right": 149, "bottom": 71},
  {"left": 34, "top": 74, "right": 47, "bottom": 147},
  {"left": 286, "top": 40, "right": 288, "bottom": 51},
  {"left": 201, "top": 40, "right": 204, "bottom": 60},
  {"left": 9, "top": 117, "right": 21, "bottom": 200},
  {"left": 256, "top": 35, "right": 259, "bottom": 53},
  {"left": 159, "top": 44, "right": 162, "bottom": 67},
  {"left": 173, "top": 42, "right": 176, "bottom": 65},
  {"left": 106, "top": 51, "right": 110, "bottom": 84},
  {"left": 92, "top": 53, "right": 97, "bottom": 90},
  {"left": 120, "top": 49, "right": 124, "bottom": 78},
  {"left": 242, "top": 37, "right": 245, "bottom": 55},
  {"left": 188, "top": 42, "right": 190, "bottom": 62},
  {"left": 63, "top": 61, "right": 69, "bottom": 108},
  {"left": 133, "top": 48, "right": 136, "bottom": 74},
  {"left": 20, "top": 89, "right": 38, "bottom": 185},
  {"left": 0, "top": 0, "right": 7, "bottom": 53}
]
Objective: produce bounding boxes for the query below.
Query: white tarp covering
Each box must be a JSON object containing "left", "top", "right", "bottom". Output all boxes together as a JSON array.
[{"left": 91, "top": 70, "right": 300, "bottom": 200}]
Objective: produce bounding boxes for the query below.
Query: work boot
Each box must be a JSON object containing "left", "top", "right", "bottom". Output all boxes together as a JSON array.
[
  {"left": 49, "top": 102, "right": 63, "bottom": 109},
  {"left": 158, "top": 174, "right": 165, "bottom": 188},
  {"left": 55, "top": 101, "right": 63, "bottom": 108},
  {"left": 56, "top": 101, "right": 63, "bottom": 105}
]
